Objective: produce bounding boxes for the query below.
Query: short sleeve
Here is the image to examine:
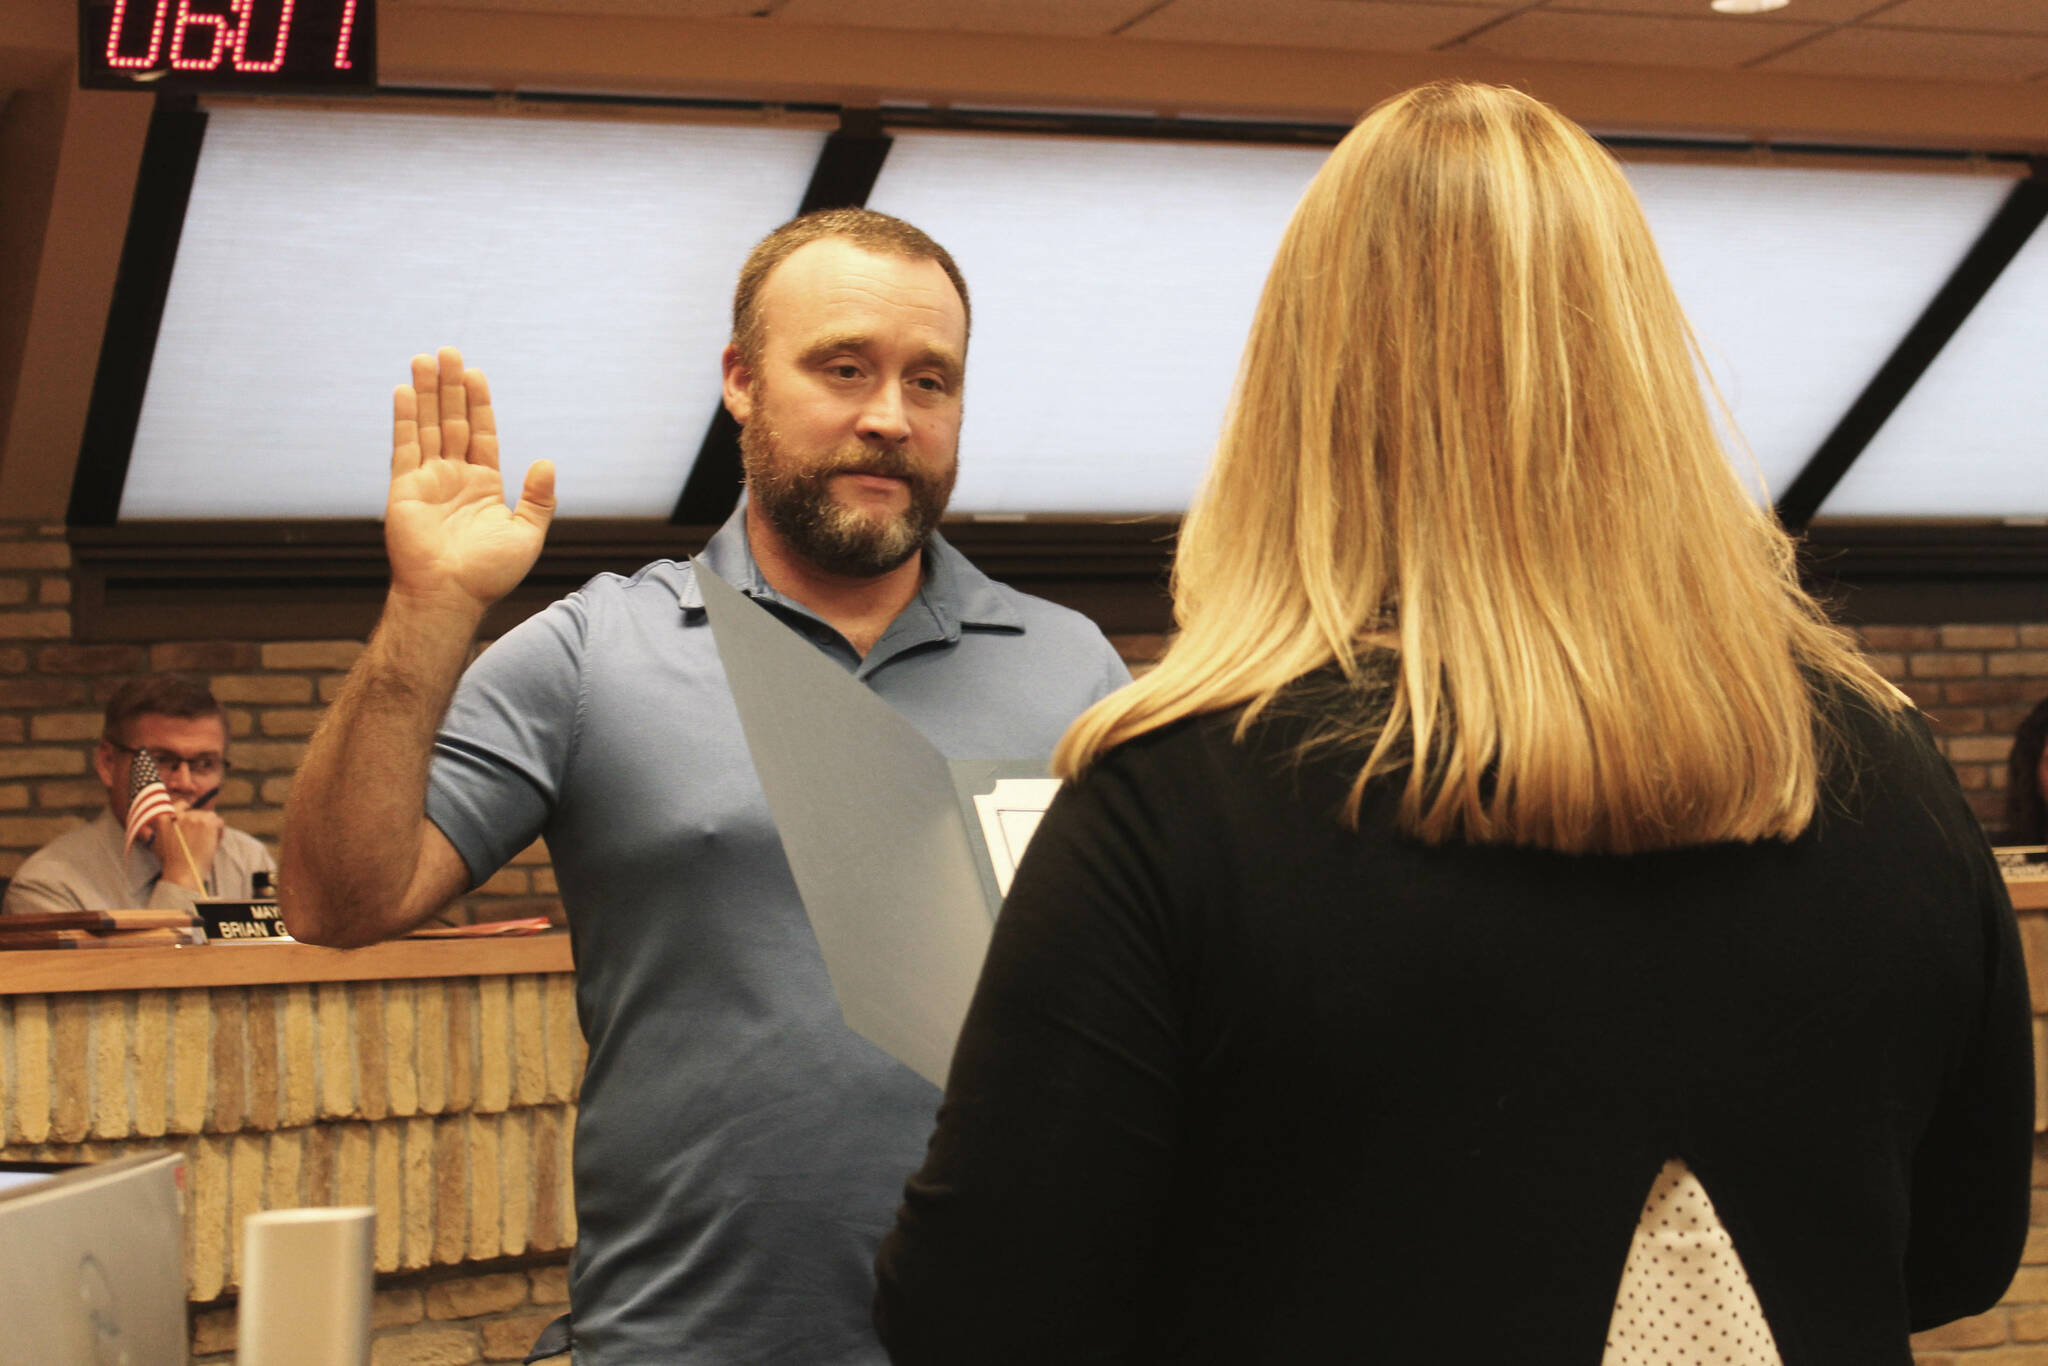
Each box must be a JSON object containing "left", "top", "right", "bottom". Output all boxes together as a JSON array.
[{"left": 425, "top": 594, "right": 589, "bottom": 889}]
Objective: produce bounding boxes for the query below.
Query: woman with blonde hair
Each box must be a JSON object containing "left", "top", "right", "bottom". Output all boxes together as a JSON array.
[{"left": 873, "top": 82, "right": 2030, "bottom": 1364}]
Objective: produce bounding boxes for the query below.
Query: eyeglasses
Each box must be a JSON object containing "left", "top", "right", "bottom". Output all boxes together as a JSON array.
[{"left": 109, "top": 743, "right": 230, "bottom": 780}]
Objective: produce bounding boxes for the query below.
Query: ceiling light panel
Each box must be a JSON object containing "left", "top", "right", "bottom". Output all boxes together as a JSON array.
[
  {"left": 119, "top": 108, "right": 2029, "bottom": 527},
  {"left": 1620, "top": 160, "right": 2011, "bottom": 505},
  {"left": 120, "top": 107, "right": 825, "bottom": 518},
  {"left": 865, "top": 130, "right": 1331, "bottom": 514},
  {"left": 1821, "top": 213, "right": 2048, "bottom": 519}
]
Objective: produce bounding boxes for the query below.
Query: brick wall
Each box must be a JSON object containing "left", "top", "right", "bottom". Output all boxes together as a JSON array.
[
  {"left": 0, "top": 523, "right": 559, "bottom": 925},
  {"left": 1860, "top": 624, "right": 2048, "bottom": 837},
  {"left": 0, "top": 970, "right": 582, "bottom": 1363},
  {"left": 0, "top": 974, "right": 583, "bottom": 1286},
  {"left": 188, "top": 1260, "right": 574, "bottom": 1365}
]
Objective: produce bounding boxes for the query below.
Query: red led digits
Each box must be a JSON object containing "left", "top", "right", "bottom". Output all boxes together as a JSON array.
[
  {"left": 104, "top": 0, "right": 172, "bottom": 68},
  {"left": 230, "top": 0, "right": 293, "bottom": 71},
  {"left": 331, "top": 0, "right": 356, "bottom": 69},
  {"left": 89, "top": 0, "right": 368, "bottom": 85},
  {"left": 167, "top": 0, "right": 232, "bottom": 69}
]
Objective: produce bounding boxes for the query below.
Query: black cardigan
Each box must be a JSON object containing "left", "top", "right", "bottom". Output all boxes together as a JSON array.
[{"left": 875, "top": 693, "right": 2032, "bottom": 1365}]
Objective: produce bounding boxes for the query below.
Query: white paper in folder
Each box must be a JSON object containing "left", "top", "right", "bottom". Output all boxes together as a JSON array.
[
  {"left": 974, "top": 778, "right": 1064, "bottom": 897},
  {"left": 695, "top": 559, "right": 1056, "bottom": 1086}
]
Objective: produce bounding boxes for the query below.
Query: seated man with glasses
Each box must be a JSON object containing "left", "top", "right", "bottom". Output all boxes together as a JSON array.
[{"left": 3, "top": 674, "right": 275, "bottom": 915}]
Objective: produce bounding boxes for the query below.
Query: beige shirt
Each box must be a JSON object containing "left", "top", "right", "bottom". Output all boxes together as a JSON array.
[{"left": 1, "top": 808, "right": 274, "bottom": 915}]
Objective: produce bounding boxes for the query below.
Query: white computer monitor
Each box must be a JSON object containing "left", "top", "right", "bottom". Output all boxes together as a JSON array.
[{"left": 0, "top": 1151, "right": 189, "bottom": 1366}]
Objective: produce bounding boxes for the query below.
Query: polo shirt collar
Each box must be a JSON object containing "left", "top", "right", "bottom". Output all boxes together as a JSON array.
[{"left": 674, "top": 499, "right": 1024, "bottom": 640}]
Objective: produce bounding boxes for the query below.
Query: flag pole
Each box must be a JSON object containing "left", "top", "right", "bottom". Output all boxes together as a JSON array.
[{"left": 169, "top": 823, "right": 210, "bottom": 898}]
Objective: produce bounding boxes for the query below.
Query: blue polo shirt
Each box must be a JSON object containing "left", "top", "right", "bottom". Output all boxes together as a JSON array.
[{"left": 426, "top": 509, "right": 1129, "bottom": 1365}]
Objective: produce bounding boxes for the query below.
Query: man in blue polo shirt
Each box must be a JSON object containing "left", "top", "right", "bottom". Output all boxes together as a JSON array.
[{"left": 280, "top": 209, "right": 1128, "bottom": 1365}]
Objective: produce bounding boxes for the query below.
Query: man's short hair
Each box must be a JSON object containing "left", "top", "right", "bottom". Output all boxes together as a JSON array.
[
  {"left": 730, "top": 208, "right": 971, "bottom": 366},
  {"left": 102, "top": 674, "right": 225, "bottom": 744}
]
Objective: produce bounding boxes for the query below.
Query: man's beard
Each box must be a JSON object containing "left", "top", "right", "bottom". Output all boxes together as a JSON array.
[{"left": 739, "top": 415, "right": 956, "bottom": 578}]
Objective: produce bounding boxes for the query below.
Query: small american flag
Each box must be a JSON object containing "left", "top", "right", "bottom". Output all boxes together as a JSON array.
[{"left": 123, "top": 748, "right": 177, "bottom": 855}]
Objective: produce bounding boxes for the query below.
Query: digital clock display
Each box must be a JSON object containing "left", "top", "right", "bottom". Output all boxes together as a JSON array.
[{"left": 78, "top": 0, "right": 375, "bottom": 92}]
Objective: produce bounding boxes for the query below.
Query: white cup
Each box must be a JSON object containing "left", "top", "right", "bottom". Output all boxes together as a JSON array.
[{"left": 236, "top": 1206, "right": 375, "bottom": 1366}]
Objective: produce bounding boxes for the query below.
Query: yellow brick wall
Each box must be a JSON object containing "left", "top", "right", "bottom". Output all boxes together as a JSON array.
[
  {"left": 186, "top": 1263, "right": 574, "bottom": 1365},
  {"left": 1863, "top": 624, "right": 2048, "bottom": 836},
  {"left": 0, "top": 523, "right": 559, "bottom": 925},
  {"left": 0, "top": 972, "right": 583, "bottom": 1302}
]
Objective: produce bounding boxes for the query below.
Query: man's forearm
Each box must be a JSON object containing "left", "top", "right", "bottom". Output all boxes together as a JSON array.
[{"left": 280, "top": 594, "right": 484, "bottom": 946}]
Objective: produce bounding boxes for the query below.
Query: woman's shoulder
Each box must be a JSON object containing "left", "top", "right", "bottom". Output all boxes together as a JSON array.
[
  {"left": 1086, "top": 707, "right": 1251, "bottom": 789},
  {"left": 1803, "top": 673, "right": 1995, "bottom": 858},
  {"left": 1813, "top": 673, "right": 1941, "bottom": 779},
  {"left": 1079, "top": 685, "right": 1376, "bottom": 844}
]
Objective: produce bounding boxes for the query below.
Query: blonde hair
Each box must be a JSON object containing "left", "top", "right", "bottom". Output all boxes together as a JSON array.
[{"left": 1056, "top": 81, "right": 1901, "bottom": 855}]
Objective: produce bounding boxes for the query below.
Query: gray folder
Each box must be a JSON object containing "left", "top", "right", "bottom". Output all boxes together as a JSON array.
[{"left": 697, "top": 559, "right": 1046, "bottom": 1086}]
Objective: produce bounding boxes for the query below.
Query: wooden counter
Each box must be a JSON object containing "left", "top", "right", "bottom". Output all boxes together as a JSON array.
[
  {"left": 0, "top": 930, "right": 582, "bottom": 1301},
  {"left": 1, "top": 888, "right": 2041, "bottom": 1313},
  {"left": 0, "top": 931, "right": 574, "bottom": 995},
  {"left": 2008, "top": 877, "right": 2048, "bottom": 914}
]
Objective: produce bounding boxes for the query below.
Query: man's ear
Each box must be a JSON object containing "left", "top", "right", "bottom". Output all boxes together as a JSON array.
[
  {"left": 93, "top": 740, "right": 118, "bottom": 793},
  {"left": 721, "top": 343, "right": 754, "bottom": 426}
]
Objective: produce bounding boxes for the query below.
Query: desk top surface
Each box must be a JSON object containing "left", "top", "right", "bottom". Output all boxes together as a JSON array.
[
  {"left": 1, "top": 880, "right": 2042, "bottom": 996},
  {"left": 0, "top": 931, "right": 574, "bottom": 995}
]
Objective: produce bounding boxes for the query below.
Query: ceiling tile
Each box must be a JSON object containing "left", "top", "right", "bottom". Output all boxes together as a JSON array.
[
  {"left": 1876, "top": 0, "right": 2048, "bottom": 33},
  {"left": 1537, "top": 0, "right": 1880, "bottom": 21},
  {"left": 1755, "top": 26, "right": 2048, "bottom": 80},
  {"left": 770, "top": 0, "right": 1158, "bottom": 39},
  {"left": 1449, "top": 9, "right": 1828, "bottom": 66},
  {"left": 1124, "top": 0, "right": 1507, "bottom": 52}
]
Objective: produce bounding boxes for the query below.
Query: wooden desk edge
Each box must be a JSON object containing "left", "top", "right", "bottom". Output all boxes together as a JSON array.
[
  {"left": 0, "top": 931, "right": 574, "bottom": 994},
  {"left": 1, "top": 883, "right": 2039, "bottom": 994}
]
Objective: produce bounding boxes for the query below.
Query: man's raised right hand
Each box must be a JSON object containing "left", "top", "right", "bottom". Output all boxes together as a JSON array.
[{"left": 388, "top": 346, "right": 556, "bottom": 619}]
